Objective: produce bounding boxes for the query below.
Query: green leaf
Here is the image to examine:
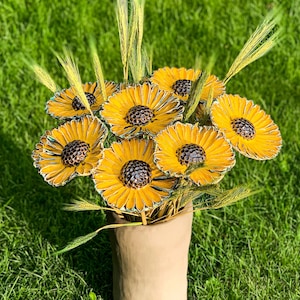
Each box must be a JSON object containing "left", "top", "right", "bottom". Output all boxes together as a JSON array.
[
  {"left": 88, "top": 291, "right": 97, "bottom": 300},
  {"left": 184, "top": 161, "right": 205, "bottom": 175},
  {"left": 54, "top": 231, "right": 98, "bottom": 255},
  {"left": 54, "top": 221, "right": 143, "bottom": 255},
  {"left": 184, "top": 71, "right": 209, "bottom": 122},
  {"left": 90, "top": 37, "right": 107, "bottom": 101}
]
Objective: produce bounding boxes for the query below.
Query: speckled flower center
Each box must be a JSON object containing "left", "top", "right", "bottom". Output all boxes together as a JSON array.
[
  {"left": 72, "top": 92, "right": 96, "bottom": 111},
  {"left": 120, "top": 160, "right": 152, "bottom": 189},
  {"left": 176, "top": 143, "right": 206, "bottom": 166},
  {"left": 61, "top": 140, "right": 90, "bottom": 166},
  {"left": 125, "top": 105, "right": 154, "bottom": 126},
  {"left": 231, "top": 118, "right": 256, "bottom": 140},
  {"left": 172, "top": 79, "right": 193, "bottom": 97}
]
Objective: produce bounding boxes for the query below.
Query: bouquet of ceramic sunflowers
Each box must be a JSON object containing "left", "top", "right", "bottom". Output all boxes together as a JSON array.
[{"left": 31, "top": 1, "right": 282, "bottom": 251}]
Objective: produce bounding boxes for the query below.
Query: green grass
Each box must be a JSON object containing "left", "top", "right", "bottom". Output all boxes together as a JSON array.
[{"left": 0, "top": 0, "right": 299, "bottom": 299}]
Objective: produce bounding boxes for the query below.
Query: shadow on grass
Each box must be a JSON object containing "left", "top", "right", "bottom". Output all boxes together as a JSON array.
[{"left": 0, "top": 129, "right": 113, "bottom": 299}]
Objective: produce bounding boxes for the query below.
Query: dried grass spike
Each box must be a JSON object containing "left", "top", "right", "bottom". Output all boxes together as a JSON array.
[
  {"left": 56, "top": 49, "right": 93, "bottom": 116},
  {"left": 224, "top": 7, "right": 282, "bottom": 84},
  {"left": 31, "top": 64, "right": 59, "bottom": 93}
]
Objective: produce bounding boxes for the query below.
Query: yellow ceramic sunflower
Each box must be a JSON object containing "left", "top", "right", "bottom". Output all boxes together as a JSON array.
[
  {"left": 32, "top": 115, "right": 108, "bottom": 186},
  {"left": 150, "top": 67, "right": 225, "bottom": 102},
  {"left": 93, "top": 139, "right": 175, "bottom": 212},
  {"left": 210, "top": 94, "right": 282, "bottom": 160},
  {"left": 101, "top": 83, "right": 184, "bottom": 138},
  {"left": 154, "top": 122, "right": 235, "bottom": 185},
  {"left": 46, "top": 81, "right": 117, "bottom": 119}
]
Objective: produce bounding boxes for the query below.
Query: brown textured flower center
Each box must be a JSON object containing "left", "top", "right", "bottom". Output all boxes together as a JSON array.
[
  {"left": 72, "top": 92, "right": 96, "bottom": 111},
  {"left": 231, "top": 118, "right": 256, "bottom": 140},
  {"left": 176, "top": 143, "right": 206, "bottom": 166},
  {"left": 120, "top": 160, "right": 152, "bottom": 189},
  {"left": 172, "top": 79, "right": 193, "bottom": 97},
  {"left": 61, "top": 140, "right": 90, "bottom": 166},
  {"left": 125, "top": 105, "right": 154, "bottom": 126}
]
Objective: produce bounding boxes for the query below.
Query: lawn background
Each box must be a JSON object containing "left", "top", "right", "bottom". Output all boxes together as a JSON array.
[{"left": 0, "top": 0, "right": 299, "bottom": 299}]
